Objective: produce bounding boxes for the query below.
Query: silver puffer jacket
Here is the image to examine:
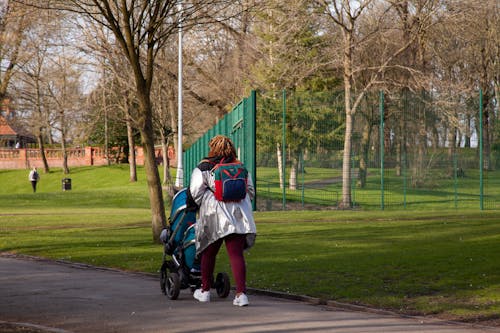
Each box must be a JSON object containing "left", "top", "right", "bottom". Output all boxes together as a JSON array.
[{"left": 189, "top": 164, "right": 256, "bottom": 255}]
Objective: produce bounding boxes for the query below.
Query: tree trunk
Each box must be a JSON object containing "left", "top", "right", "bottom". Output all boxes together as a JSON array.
[
  {"left": 341, "top": 111, "right": 353, "bottom": 208},
  {"left": 395, "top": 90, "right": 410, "bottom": 178},
  {"left": 126, "top": 116, "right": 137, "bottom": 182},
  {"left": 340, "top": 30, "right": 353, "bottom": 209},
  {"left": 395, "top": 136, "right": 402, "bottom": 176},
  {"left": 47, "top": 116, "right": 54, "bottom": 145},
  {"left": 163, "top": 91, "right": 175, "bottom": 200},
  {"left": 464, "top": 114, "right": 471, "bottom": 148},
  {"left": 35, "top": 81, "right": 49, "bottom": 172},
  {"left": 358, "top": 117, "right": 371, "bottom": 188},
  {"left": 161, "top": 131, "right": 174, "bottom": 205},
  {"left": 276, "top": 142, "right": 283, "bottom": 189},
  {"left": 412, "top": 128, "right": 426, "bottom": 187},
  {"left": 447, "top": 126, "right": 457, "bottom": 177},
  {"left": 104, "top": 104, "right": 110, "bottom": 166},
  {"left": 481, "top": 91, "right": 491, "bottom": 171},
  {"left": 137, "top": 90, "right": 166, "bottom": 243},
  {"left": 60, "top": 111, "right": 69, "bottom": 174},
  {"left": 289, "top": 154, "right": 298, "bottom": 190},
  {"left": 37, "top": 133, "right": 49, "bottom": 173}
]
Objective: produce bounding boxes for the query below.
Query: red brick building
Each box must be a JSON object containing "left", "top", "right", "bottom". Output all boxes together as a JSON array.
[{"left": 0, "top": 98, "right": 36, "bottom": 148}]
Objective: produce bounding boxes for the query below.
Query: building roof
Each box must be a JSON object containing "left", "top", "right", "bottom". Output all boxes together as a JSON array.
[
  {"left": 1, "top": 98, "right": 36, "bottom": 143},
  {"left": 0, "top": 115, "right": 17, "bottom": 136}
]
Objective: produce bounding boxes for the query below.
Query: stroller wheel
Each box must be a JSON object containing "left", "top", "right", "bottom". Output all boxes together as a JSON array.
[
  {"left": 160, "top": 265, "right": 167, "bottom": 295},
  {"left": 166, "top": 272, "right": 181, "bottom": 300},
  {"left": 215, "top": 272, "right": 231, "bottom": 298}
]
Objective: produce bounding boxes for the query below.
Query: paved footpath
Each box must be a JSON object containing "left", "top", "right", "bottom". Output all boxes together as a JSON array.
[{"left": 1, "top": 254, "right": 498, "bottom": 333}]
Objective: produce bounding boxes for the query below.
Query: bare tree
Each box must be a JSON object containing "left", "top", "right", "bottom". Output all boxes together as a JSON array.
[
  {"left": 151, "top": 70, "right": 176, "bottom": 201},
  {"left": 79, "top": 19, "right": 142, "bottom": 180},
  {"left": 0, "top": 1, "right": 30, "bottom": 102},
  {"left": 250, "top": 0, "right": 335, "bottom": 190},
  {"left": 30, "top": 0, "right": 246, "bottom": 242},
  {"left": 14, "top": 21, "right": 53, "bottom": 172},
  {"left": 12, "top": 5, "right": 75, "bottom": 173},
  {"left": 450, "top": 0, "right": 500, "bottom": 170},
  {"left": 45, "top": 47, "right": 84, "bottom": 174},
  {"left": 313, "top": 0, "right": 438, "bottom": 208}
]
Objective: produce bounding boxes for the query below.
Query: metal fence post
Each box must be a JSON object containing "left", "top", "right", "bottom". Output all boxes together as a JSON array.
[
  {"left": 249, "top": 90, "right": 257, "bottom": 211},
  {"left": 282, "top": 89, "right": 287, "bottom": 210},
  {"left": 301, "top": 151, "right": 305, "bottom": 209},
  {"left": 351, "top": 150, "right": 356, "bottom": 207},
  {"left": 479, "top": 89, "right": 484, "bottom": 210},
  {"left": 454, "top": 152, "right": 458, "bottom": 209},
  {"left": 379, "top": 90, "right": 385, "bottom": 210},
  {"left": 403, "top": 151, "right": 407, "bottom": 208}
]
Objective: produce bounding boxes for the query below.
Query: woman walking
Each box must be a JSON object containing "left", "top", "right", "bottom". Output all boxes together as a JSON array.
[
  {"left": 186, "top": 135, "right": 256, "bottom": 306},
  {"left": 28, "top": 167, "right": 40, "bottom": 193}
]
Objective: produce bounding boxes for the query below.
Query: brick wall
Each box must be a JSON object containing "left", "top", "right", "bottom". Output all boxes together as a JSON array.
[{"left": 0, "top": 146, "right": 177, "bottom": 170}]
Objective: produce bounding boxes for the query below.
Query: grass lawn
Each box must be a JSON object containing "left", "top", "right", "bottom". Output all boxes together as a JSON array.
[
  {"left": 257, "top": 165, "right": 500, "bottom": 210},
  {"left": 1, "top": 165, "right": 499, "bottom": 325}
]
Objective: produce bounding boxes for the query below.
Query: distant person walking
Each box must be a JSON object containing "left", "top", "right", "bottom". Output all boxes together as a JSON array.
[{"left": 28, "top": 167, "right": 40, "bottom": 193}]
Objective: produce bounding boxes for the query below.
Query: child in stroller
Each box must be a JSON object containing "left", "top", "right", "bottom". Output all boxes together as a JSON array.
[{"left": 160, "top": 188, "right": 231, "bottom": 300}]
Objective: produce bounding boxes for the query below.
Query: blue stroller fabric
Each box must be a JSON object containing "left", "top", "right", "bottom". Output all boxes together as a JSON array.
[{"left": 168, "top": 188, "right": 199, "bottom": 271}]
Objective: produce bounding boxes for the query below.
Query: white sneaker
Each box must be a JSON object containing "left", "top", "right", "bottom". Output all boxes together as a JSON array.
[
  {"left": 193, "top": 289, "right": 210, "bottom": 302},
  {"left": 233, "top": 293, "right": 249, "bottom": 307}
]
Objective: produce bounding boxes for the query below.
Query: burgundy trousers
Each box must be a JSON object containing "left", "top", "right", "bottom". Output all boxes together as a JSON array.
[{"left": 200, "top": 233, "right": 247, "bottom": 294}]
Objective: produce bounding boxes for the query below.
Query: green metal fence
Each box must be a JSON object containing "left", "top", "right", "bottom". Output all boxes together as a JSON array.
[
  {"left": 256, "top": 90, "right": 346, "bottom": 210},
  {"left": 183, "top": 91, "right": 256, "bottom": 207},
  {"left": 256, "top": 89, "right": 499, "bottom": 211},
  {"left": 183, "top": 88, "right": 499, "bottom": 211}
]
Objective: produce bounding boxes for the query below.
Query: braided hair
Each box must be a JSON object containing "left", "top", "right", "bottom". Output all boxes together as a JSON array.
[{"left": 207, "top": 135, "right": 237, "bottom": 161}]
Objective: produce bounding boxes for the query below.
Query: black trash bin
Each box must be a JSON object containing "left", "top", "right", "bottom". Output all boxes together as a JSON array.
[{"left": 62, "top": 178, "right": 72, "bottom": 191}]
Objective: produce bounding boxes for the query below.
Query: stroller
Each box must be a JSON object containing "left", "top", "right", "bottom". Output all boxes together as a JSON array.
[{"left": 160, "top": 188, "right": 231, "bottom": 300}]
